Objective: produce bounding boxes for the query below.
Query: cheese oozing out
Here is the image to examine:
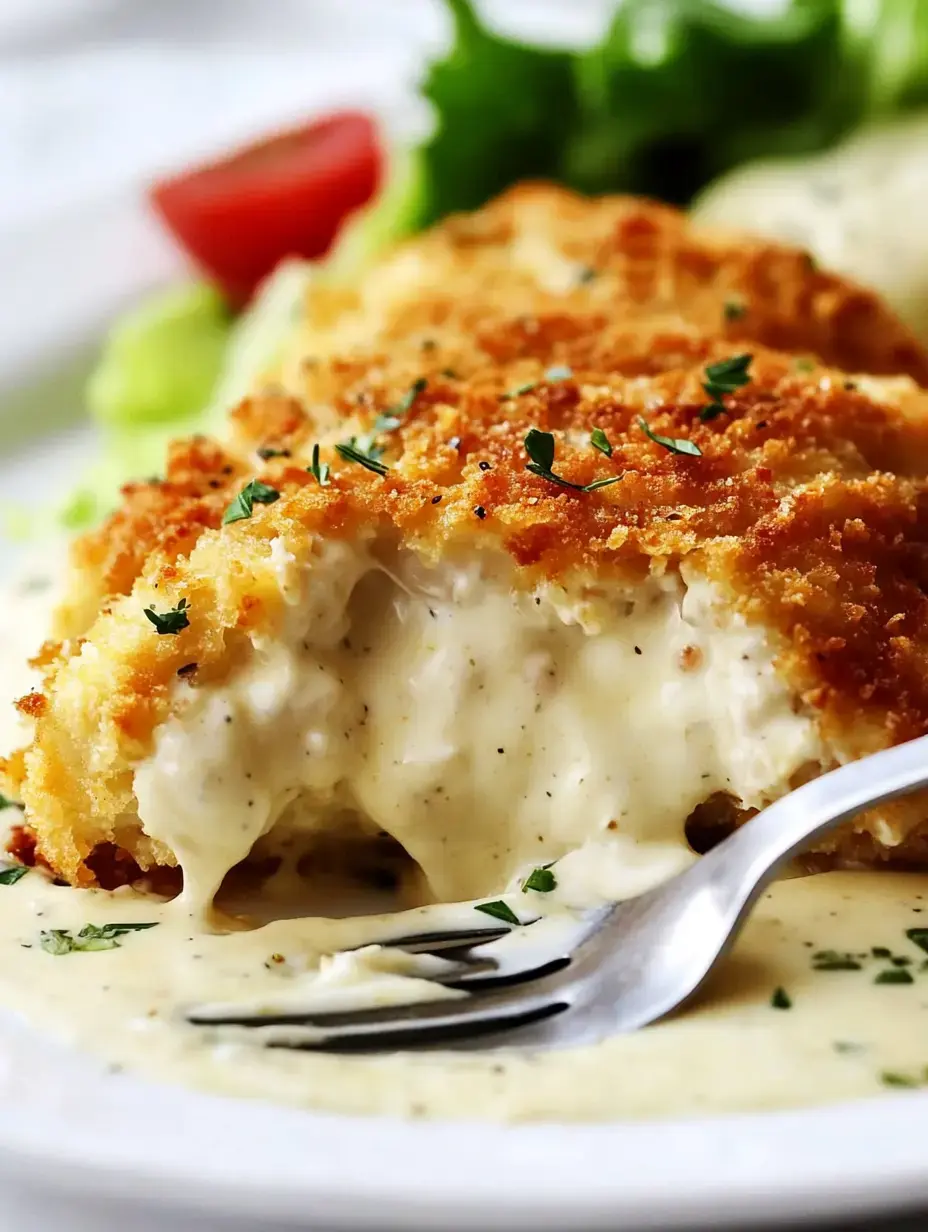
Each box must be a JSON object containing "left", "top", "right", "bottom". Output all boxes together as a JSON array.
[{"left": 132, "top": 539, "right": 823, "bottom": 911}]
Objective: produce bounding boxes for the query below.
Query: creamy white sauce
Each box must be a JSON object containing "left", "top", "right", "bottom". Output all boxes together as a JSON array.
[
  {"left": 3, "top": 552, "right": 928, "bottom": 1124},
  {"left": 693, "top": 113, "right": 928, "bottom": 340}
]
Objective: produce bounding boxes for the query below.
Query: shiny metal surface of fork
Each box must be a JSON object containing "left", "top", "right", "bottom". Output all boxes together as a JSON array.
[{"left": 188, "top": 733, "right": 928, "bottom": 1051}]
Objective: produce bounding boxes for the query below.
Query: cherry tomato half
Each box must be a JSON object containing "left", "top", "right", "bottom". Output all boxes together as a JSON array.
[{"left": 149, "top": 111, "right": 382, "bottom": 306}]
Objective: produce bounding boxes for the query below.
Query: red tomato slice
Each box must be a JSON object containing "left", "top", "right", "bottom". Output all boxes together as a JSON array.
[{"left": 149, "top": 111, "right": 382, "bottom": 307}]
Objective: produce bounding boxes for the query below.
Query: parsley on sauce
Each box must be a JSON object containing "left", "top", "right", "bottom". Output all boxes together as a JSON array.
[
  {"left": 522, "top": 866, "right": 557, "bottom": 894},
  {"left": 39, "top": 922, "right": 159, "bottom": 955},
  {"left": 474, "top": 900, "right": 520, "bottom": 925}
]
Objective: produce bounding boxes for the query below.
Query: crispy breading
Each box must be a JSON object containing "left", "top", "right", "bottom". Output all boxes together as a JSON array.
[
  {"left": 15, "top": 186, "right": 928, "bottom": 886},
  {"left": 60, "top": 185, "right": 928, "bottom": 638}
]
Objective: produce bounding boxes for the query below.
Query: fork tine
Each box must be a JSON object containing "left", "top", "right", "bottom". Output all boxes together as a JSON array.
[
  {"left": 192, "top": 983, "right": 569, "bottom": 1052},
  {"left": 367, "top": 923, "right": 516, "bottom": 954}
]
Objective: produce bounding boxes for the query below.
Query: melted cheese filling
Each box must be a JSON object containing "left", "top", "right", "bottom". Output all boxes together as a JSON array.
[{"left": 133, "top": 540, "right": 822, "bottom": 910}]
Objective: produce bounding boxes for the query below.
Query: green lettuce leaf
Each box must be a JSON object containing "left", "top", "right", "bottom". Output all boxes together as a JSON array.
[{"left": 413, "top": 0, "right": 579, "bottom": 228}]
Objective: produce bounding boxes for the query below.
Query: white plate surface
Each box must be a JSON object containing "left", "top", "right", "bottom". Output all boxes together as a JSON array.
[{"left": 2, "top": 8, "right": 928, "bottom": 1230}]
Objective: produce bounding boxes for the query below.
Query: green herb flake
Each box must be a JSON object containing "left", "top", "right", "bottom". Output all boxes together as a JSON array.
[
  {"left": 0, "top": 865, "right": 27, "bottom": 886},
  {"left": 590, "top": 427, "right": 613, "bottom": 457},
  {"left": 544, "top": 364, "right": 573, "bottom": 382},
  {"left": 0, "top": 794, "right": 20, "bottom": 811},
  {"left": 39, "top": 921, "right": 159, "bottom": 956},
  {"left": 637, "top": 416, "right": 702, "bottom": 457},
  {"left": 723, "top": 299, "right": 746, "bottom": 322},
  {"left": 335, "top": 442, "right": 390, "bottom": 476},
  {"left": 222, "top": 479, "right": 281, "bottom": 525},
  {"left": 700, "top": 353, "right": 752, "bottom": 421},
  {"left": 833, "top": 1040, "right": 865, "bottom": 1055},
  {"left": 393, "top": 377, "right": 428, "bottom": 418},
  {"left": 881, "top": 1071, "right": 919, "bottom": 1089},
  {"left": 522, "top": 866, "right": 557, "bottom": 894},
  {"left": 770, "top": 986, "right": 791, "bottom": 1010},
  {"left": 872, "top": 946, "right": 892, "bottom": 958},
  {"left": 875, "top": 968, "right": 914, "bottom": 985},
  {"left": 256, "top": 446, "right": 290, "bottom": 460},
  {"left": 474, "top": 900, "right": 520, "bottom": 925},
  {"left": 143, "top": 597, "right": 190, "bottom": 636},
  {"left": 906, "top": 927, "right": 928, "bottom": 954},
  {"left": 525, "top": 428, "right": 623, "bottom": 492},
  {"left": 812, "top": 950, "right": 862, "bottom": 971},
  {"left": 307, "top": 444, "right": 331, "bottom": 487},
  {"left": 794, "top": 357, "right": 816, "bottom": 373},
  {"left": 371, "top": 378, "right": 427, "bottom": 435}
]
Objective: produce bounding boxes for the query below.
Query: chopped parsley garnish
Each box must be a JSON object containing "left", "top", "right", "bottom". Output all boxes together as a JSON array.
[
  {"left": 391, "top": 376, "right": 428, "bottom": 419},
  {"left": 474, "top": 900, "right": 520, "bottom": 925},
  {"left": 770, "top": 986, "right": 791, "bottom": 1010},
  {"left": 794, "top": 357, "right": 816, "bottom": 373},
  {"left": 144, "top": 597, "right": 190, "bottom": 636},
  {"left": 502, "top": 381, "right": 538, "bottom": 399},
  {"left": 307, "top": 444, "right": 331, "bottom": 487},
  {"left": 0, "top": 865, "right": 27, "bottom": 886},
  {"left": 335, "top": 442, "right": 390, "bottom": 476},
  {"left": 872, "top": 946, "right": 892, "bottom": 958},
  {"left": 723, "top": 299, "right": 746, "bottom": 322},
  {"left": 522, "top": 865, "right": 557, "bottom": 894},
  {"left": 39, "top": 921, "right": 159, "bottom": 956},
  {"left": 590, "top": 427, "right": 612, "bottom": 457},
  {"left": 524, "top": 429, "right": 623, "bottom": 492},
  {"left": 811, "top": 950, "right": 862, "bottom": 971},
  {"left": 222, "top": 479, "right": 281, "bottom": 525},
  {"left": 637, "top": 416, "right": 702, "bottom": 458},
  {"left": 361, "top": 378, "right": 428, "bottom": 440},
  {"left": 881, "top": 1071, "right": 919, "bottom": 1089},
  {"left": 0, "top": 794, "right": 20, "bottom": 811},
  {"left": 256, "top": 446, "right": 290, "bottom": 460},
  {"left": 577, "top": 265, "right": 598, "bottom": 285},
  {"left": 700, "top": 353, "right": 752, "bottom": 421},
  {"left": 875, "top": 968, "right": 914, "bottom": 985},
  {"left": 544, "top": 364, "right": 573, "bottom": 382},
  {"left": 906, "top": 927, "right": 928, "bottom": 954}
]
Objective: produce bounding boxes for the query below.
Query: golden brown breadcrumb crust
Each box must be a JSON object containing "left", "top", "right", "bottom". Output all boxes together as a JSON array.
[
  {"left": 59, "top": 185, "right": 928, "bottom": 638},
  {"left": 12, "top": 185, "right": 928, "bottom": 886}
]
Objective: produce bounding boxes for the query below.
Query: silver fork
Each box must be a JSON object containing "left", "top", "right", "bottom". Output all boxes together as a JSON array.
[{"left": 188, "top": 733, "right": 928, "bottom": 1052}]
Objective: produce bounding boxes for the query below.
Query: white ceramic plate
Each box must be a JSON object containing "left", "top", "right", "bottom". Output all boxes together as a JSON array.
[{"left": 3, "top": 17, "right": 928, "bottom": 1232}]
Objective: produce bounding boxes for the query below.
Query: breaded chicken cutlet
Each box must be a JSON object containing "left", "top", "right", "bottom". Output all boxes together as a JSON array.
[{"left": 7, "top": 185, "right": 928, "bottom": 903}]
